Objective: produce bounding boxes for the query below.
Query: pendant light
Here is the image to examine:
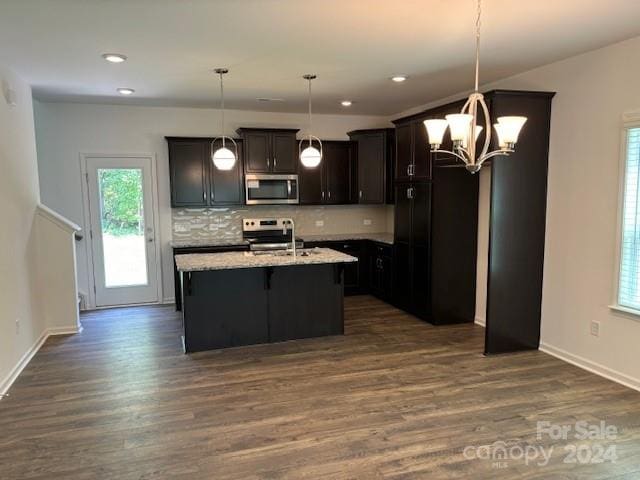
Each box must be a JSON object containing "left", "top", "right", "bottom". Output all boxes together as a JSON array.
[
  {"left": 299, "top": 74, "right": 322, "bottom": 168},
  {"left": 423, "top": 0, "right": 527, "bottom": 173},
  {"left": 211, "top": 68, "right": 238, "bottom": 171}
]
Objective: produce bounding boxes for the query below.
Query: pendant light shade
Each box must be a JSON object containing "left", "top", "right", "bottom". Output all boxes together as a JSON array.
[
  {"left": 211, "top": 68, "right": 237, "bottom": 171},
  {"left": 299, "top": 74, "right": 323, "bottom": 168},
  {"left": 212, "top": 146, "right": 236, "bottom": 171},
  {"left": 300, "top": 144, "right": 322, "bottom": 168}
]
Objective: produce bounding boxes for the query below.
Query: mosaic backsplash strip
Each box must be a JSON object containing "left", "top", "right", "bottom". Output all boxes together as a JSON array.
[{"left": 172, "top": 205, "right": 393, "bottom": 243}]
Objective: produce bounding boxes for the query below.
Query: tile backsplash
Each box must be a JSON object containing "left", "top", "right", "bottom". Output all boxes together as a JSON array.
[{"left": 172, "top": 205, "right": 393, "bottom": 242}]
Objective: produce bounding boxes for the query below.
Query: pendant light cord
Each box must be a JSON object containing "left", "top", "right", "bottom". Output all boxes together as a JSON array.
[
  {"left": 308, "top": 77, "right": 313, "bottom": 146},
  {"left": 219, "top": 71, "right": 226, "bottom": 148},
  {"left": 474, "top": 0, "right": 481, "bottom": 92}
]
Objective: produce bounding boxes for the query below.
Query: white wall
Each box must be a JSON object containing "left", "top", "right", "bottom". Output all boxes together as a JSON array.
[
  {"left": 33, "top": 103, "right": 391, "bottom": 304},
  {"left": 0, "top": 65, "right": 45, "bottom": 390}
]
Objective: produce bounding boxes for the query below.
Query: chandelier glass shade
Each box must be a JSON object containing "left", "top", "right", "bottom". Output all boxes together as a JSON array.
[
  {"left": 423, "top": 0, "right": 526, "bottom": 174},
  {"left": 299, "top": 74, "right": 323, "bottom": 168},
  {"left": 211, "top": 68, "right": 237, "bottom": 171}
]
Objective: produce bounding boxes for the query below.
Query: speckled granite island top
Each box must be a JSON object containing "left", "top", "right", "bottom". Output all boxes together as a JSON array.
[{"left": 175, "top": 247, "right": 357, "bottom": 272}]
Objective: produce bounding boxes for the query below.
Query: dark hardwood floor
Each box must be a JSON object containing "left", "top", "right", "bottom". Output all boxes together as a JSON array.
[{"left": 1, "top": 296, "right": 639, "bottom": 479}]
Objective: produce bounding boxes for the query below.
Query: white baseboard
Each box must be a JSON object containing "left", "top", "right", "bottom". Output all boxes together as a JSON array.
[
  {"left": 474, "top": 316, "right": 486, "bottom": 327},
  {"left": 162, "top": 297, "right": 175, "bottom": 305},
  {"left": 0, "top": 325, "right": 82, "bottom": 398},
  {"left": 540, "top": 342, "right": 640, "bottom": 393}
]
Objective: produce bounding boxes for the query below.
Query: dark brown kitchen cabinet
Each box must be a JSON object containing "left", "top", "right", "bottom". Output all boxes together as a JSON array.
[
  {"left": 391, "top": 89, "right": 554, "bottom": 340},
  {"left": 393, "top": 183, "right": 432, "bottom": 320},
  {"left": 369, "top": 242, "right": 393, "bottom": 302},
  {"left": 237, "top": 128, "right": 299, "bottom": 174},
  {"left": 167, "top": 137, "right": 244, "bottom": 208},
  {"left": 347, "top": 128, "right": 394, "bottom": 205},
  {"left": 304, "top": 240, "right": 368, "bottom": 295},
  {"left": 299, "top": 141, "right": 356, "bottom": 205}
]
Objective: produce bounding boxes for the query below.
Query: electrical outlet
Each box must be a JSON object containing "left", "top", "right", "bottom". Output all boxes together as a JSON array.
[
  {"left": 363, "top": 219, "right": 372, "bottom": 226},
  {"left": 15, "top": 318, "right": 20, "bottom": 334},
  {"left": 315, "top": 220, "right": 324, "bottom": 227},
  {"left": 590, "top": 320, "right": 600, "bottom": 337}
]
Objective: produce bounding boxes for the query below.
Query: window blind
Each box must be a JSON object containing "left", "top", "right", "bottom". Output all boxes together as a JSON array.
[{"left": 619, "top": 127, "right": 640, "bottom": 310}]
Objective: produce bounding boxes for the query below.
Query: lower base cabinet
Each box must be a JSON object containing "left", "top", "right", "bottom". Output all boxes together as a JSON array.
[{"left": 181, "top": 263, "right": 344, "bottom": 352}]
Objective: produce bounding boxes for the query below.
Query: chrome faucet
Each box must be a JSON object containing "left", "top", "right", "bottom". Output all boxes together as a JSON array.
[{"left": 282, "top": 218, "right": 296, "bottom": 257}]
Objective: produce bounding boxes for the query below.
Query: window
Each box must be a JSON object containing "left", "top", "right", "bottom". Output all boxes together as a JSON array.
[{"left": 617, "top": 124, "right": 640, "bottom": 312}]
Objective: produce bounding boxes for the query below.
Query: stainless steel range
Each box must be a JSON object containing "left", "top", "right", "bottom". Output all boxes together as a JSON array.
[{"left": 242, "top": 218, "right": 304, "bottom": 252}]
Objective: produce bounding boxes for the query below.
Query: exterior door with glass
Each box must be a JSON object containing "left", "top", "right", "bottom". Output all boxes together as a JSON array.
[{"left": 86, "top": 156, "right": 159, "bottom": 307}]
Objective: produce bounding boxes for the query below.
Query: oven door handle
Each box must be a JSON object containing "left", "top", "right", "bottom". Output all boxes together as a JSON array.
[{"left": 287, "top": 180, "right": 292, "bottom": 196}]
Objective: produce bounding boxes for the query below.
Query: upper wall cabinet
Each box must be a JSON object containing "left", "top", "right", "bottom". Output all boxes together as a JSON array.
[
  {"left": 167, "top": 137, "right": 244, "bottom": 208},
  {"left": 299, "top": 141, "right": 356, "bottom": 205},
  {"left": 236, "top": 128, "right": 299, "bottom": 174},
  {"left": 347, "top": 128, "right": 395, "bottom": 205},
  {"left": 394, "top": 101, "right": 466, "bottom": 182}
]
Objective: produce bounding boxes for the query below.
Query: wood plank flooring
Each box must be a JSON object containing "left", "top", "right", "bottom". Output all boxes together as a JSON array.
[{"left": 1, "top": 296, "right": 639, "bottom": 479}]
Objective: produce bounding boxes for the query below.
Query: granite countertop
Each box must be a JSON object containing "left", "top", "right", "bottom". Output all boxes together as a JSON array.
[
  {"left": 300, "top": 232, "right": 394, "bottom": 245},
  {"left": 175, "top": 247, "right": 358, "bottom": 272},
  {"left": 171, "top": 238, "right": 248, "bottom": 248}
]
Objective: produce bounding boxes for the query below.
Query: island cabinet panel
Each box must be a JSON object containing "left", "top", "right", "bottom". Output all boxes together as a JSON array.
[
  {"left": 180, "top": 262, "right": 347, "bottom": 352},
  {"left": 304, "top": 240, "right": 368, "bottom": 295},
  {"left": 167, "top": 137, "right": 244, "bottom": 208},
  {"left": 183, "top": 269, "right": 269, "bottom": 352},
  {"left": 268, "top": 264, "right": 344, "bottom": 342},
  {"left": 237, "top": 128, "right": 299, "bottom": 174},
  {"left": 173, "top": 244, "right": 249, "bottom": 311}
]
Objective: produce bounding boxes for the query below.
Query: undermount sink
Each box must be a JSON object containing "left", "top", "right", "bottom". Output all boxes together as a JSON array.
[{"left": 245, "top": 248, "right": 322, "bottom": 257}]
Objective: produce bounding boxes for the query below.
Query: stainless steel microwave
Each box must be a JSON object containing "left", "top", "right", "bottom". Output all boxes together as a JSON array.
[{"left": 245, "top": 174, "right": 299, "bottom": 205}]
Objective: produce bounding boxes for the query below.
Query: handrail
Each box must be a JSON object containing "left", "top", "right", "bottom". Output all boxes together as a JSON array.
[{"left": 36, "top": 204, "right": 81, "bottom": 234}]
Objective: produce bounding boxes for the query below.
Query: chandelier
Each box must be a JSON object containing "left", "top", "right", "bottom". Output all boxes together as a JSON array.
[{"left": 423, "top": 0, "right": 527, "bottom": 174}]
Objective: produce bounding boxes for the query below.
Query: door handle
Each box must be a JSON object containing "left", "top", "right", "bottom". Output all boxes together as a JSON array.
[
  {"left": 407, "top": 187, "right": 414, "bottom": 199},
  {"left": 359, "top": 190, "right": 363, "bottom": 199},
  {"left": 274, "top": 157, "right": 277, "bottom": 168},
  {"left": 328, "top": 191, "right": 331, "bottom": 199},
  {"left": 267, "top": 158, "right": 270, "bottom": 169},
  {"left": 322, "top": 191, "right": 325, "bottom": 200},
  {"left": 406, "top": 164, "right": 411, "bottom": 176}
]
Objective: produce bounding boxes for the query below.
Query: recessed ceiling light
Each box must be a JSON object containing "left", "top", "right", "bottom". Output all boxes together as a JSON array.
[
  {"left": 102, "top": 53, "right": 127, "bottom": 63},
  {"left": 117, "top": 88, "right": 135, "bottom": 95},
  {"left": 341, "top": 100, "right": 352, "bottom": 107},
  {"left": 391, "top": 75, "right": 408, "bottom": 83}
]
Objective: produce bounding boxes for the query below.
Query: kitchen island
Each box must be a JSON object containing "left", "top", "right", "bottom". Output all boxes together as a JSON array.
[{"left": 175, "top": 248, "right": 357, "bottom": 352}]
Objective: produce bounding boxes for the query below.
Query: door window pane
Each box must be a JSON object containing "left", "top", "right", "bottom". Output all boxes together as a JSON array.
[{"left": 98, "top": 168, "right": 149, "bottom": 287}]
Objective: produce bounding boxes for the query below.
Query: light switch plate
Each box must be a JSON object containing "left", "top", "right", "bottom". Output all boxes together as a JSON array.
[
  {"left": 363, "top": 219, "right": 372, "bottom": 226},
  {"left": 590, "top": 320, "right": 600, "bottom": 337},
  {"left": 315, "top": 220, "right": 324, "bottom": 227}
]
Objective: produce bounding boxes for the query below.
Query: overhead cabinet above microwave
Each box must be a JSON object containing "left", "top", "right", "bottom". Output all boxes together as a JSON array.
[{"left": 237, "top": 128, "right": 299, "bottom": 174}]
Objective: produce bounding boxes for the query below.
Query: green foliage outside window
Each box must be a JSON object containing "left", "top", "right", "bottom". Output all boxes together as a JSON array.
[{"left": 98, "top": 169, "right": 144, "bottom": 236}]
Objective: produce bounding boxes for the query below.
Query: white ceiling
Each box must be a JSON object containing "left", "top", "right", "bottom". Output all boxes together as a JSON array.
[{"left": 1, "top": 0, "right": 639, "bottom": 115}]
